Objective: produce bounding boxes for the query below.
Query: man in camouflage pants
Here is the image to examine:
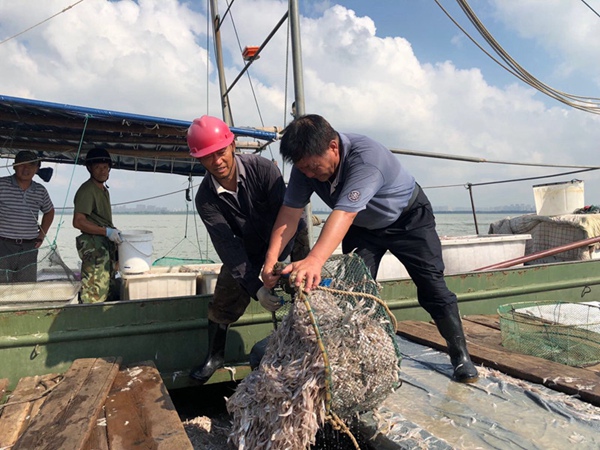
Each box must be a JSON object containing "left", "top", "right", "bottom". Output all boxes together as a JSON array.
[{"left": 73, "top": 148, "right": 123, "bottom": 303}]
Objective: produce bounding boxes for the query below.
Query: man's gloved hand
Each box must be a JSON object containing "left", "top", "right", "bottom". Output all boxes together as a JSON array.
[
  {"left": 257, "top": 286, "right": 283, "bottom": 312},
  {"left": 106, "top": 227, "right": 123, "bottom": 244}
]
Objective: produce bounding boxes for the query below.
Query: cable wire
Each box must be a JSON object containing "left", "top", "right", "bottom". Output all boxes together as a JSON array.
[
  {"left": 434, "top": 0, "right": 600, "bottom": 114},
  {"left": 0, "top": 0, "right": 87, "bottom": 46}
]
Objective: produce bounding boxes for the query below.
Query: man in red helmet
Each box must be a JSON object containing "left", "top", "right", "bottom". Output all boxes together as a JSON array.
[{"left": 187, "top": 115, "right": 309, "bottom": 384}]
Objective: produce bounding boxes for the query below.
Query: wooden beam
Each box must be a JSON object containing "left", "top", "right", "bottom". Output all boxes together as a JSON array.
[
  {"left": 105, "top": 361, "right": 193, "bottom": 449},
  {"left": 12, "top": 357, "right": 121, "bottom": 450},
  {"left": 0, "top": 374, "right": 61, "bottom": 449}
]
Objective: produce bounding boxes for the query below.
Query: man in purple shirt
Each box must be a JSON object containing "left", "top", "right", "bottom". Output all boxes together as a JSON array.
[{"left": 262, "top": 114, "right": 478, "bottom": 383}]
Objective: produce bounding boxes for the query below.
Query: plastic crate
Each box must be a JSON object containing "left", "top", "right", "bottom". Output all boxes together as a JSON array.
[{"left": 121, "top": 270, "right": 197, "bottom": 300}]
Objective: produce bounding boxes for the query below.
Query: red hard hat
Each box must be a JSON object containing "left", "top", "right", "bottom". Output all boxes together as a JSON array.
[{"left": 187, "top": 116, "right": 235, "bottom": 158}]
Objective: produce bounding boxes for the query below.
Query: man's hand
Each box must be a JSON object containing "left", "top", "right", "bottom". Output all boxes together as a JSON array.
[
  {"left": 106, "top": 227, "right": 123, "bottom": 244},
  {"left": 261, "top": 264, "right": 280, "bottom": 290},
  {"left": 281, "top": 254, "right": 325, "bottom": 292},
  {"left": 257, "top": 286, "right": 283, "bottom": 312}
]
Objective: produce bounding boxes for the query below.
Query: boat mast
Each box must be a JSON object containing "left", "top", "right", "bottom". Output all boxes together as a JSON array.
[
  {"left": 288, "top": 0, "right": 314, "bottom": 244},
  {"left": 208, "top": 0, "right": 233, "bottom": 125},
  {"left": 289, "top": 0, "right": 305, "bottom": 118}
]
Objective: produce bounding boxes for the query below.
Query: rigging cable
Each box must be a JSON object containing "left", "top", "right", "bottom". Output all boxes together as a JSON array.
[
  {"left": 0, "top": 0, "right": 87, "bottom": 46},
  {"left": 580, "top": 0, "right": 600, "bottom": 19},
  {"left": 434, "top": 0, "right": 600, "bottom": 114}
]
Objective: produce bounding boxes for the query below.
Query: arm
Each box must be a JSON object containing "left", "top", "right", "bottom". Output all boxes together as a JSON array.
[
  {"left": 262, "top": 205, "right": 304, "bottom": 289},
  {"left": 73, "top": 212, "right": 108, "bottom": 236},
  {"left": 36, "top": 208, "right": 55, "bottom": 248},
  {"left": 281, "top": 209, "right": 357, "bottom": 291}
]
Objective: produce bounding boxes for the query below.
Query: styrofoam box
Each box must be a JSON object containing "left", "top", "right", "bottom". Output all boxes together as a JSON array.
[
  {"left": 376, "top": 234, "right": 532, "bottom": 280},
  {"left": 121, "top": 270, "right": 197, "bottom": 300},
  {"left": 180, "top": 264, "right": 222, "bottom": 295}
]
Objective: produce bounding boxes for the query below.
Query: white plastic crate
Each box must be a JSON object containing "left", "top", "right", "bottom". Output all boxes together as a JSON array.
[{"left": 121, "top": 270, "right": 197, "bottom": 300}]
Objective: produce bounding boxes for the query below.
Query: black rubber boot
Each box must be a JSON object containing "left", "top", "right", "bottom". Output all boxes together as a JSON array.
[
  {"left": 190, "top": 320, "right": 228, "bottom": 384},
  {"left": 249, "top": 336, "right": 270, "bottom": 370},
  {"left": 433, "top": 304, "right": 479, "bottom": 383}
]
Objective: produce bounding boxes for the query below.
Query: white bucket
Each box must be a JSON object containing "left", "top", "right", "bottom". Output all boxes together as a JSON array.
[
  {"left": 533, "top": 180, "right": 584, "bottom": 216},
  {"left": 118, "top": 230, "right": 153, "bottom": 274}
]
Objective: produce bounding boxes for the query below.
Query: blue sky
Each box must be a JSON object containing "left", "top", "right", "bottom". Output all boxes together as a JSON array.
[{"left": 1, "top": 0, "right": 600, "bottom": 213}]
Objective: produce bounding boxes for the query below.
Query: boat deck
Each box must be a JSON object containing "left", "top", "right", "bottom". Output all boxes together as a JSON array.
[
  {"left": 0, "top": 358, "right": 193, "bottom": 449},
  {"left": 358, "top": 316, "right": 600, "bottom": 449}
]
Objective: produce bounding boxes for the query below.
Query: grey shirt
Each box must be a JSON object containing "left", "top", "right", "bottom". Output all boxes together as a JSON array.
[{"left": 284, "top": 132, "right": 416, "bottom": 229}]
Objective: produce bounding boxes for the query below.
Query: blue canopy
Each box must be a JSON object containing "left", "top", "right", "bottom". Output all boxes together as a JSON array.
[{"left": 0, "top": 95, "right": 279, "bottom": 177}]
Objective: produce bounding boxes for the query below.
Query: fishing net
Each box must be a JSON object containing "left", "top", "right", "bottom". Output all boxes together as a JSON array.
[
  {"left": 0, "top": 245, "right": 80, "bottom": 308},
  {"left": 152, "top": 256, "right": 215, "bottom": 266},
  {"left": 499, "top": 301, "right": 600, "bottom": 367},
  {"left": 227, "top": 253, "right": 401, "bottom": 450}
]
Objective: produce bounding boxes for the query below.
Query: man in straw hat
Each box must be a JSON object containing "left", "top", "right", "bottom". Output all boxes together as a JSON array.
[{"left": 0, "top": 151, "right": 55, "bottom": 282}]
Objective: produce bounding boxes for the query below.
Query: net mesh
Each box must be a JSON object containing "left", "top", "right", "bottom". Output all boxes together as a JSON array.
[
  {"left": 0, "top": 245, "right": 80, "bottom": 307},
  {"left": 499, "top": 301, "right": 600, "bottom": 367},
  {"left": 227, "top": 253, "right": 401, "bottom": 450},
  {"left": 152, "top": 256, "right": 215, "bottom": 266}
]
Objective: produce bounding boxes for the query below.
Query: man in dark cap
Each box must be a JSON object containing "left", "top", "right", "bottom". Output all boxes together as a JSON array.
[
  {"left": 73, "top": 147, "right": 123, "bottom": 302},
  {"left": 0, "top": 151, "right": 55, "bottom": 282}
]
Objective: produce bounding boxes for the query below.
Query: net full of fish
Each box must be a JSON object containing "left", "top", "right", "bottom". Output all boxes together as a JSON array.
[{"left": 227, "top": 254, "right": 401, "bottom": 450}]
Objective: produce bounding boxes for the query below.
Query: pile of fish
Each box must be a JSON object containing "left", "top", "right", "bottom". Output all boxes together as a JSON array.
[{"left": 227, "top": 288, "right": 400, "bottom": 450}]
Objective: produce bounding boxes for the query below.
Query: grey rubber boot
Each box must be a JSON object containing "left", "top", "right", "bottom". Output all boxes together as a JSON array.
[
  {"left": 190, "top": 320, "right": 228, "bottom": 384},
  {"left": 433, "top": 304, "right": 479, "bottom": 383}
]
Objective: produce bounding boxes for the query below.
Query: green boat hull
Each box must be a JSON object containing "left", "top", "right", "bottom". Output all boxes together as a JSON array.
[{"left": 2, "top": 259, "right": 600, "bottom": 391}]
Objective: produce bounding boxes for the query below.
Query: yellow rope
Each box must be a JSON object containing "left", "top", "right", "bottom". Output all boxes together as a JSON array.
[
  {"left": 327, "top": 412, "right": 361, "bottom": 450},
  {"left": 298, "top": 288, "right": 334, "bottom": 414}
]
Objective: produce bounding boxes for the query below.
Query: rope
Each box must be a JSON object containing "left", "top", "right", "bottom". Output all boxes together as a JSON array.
[
  {"left": 53, "top": 115, "right": 89, "bottom": 245},
  {"left": 298, "top": 288, "right": 334, "bottom": 414},
  {"left": 0, "top": 375, "right": 64, "bottom": 412},
  {"left": 327, "top": 411, "right": 361, "bottom": 450}
]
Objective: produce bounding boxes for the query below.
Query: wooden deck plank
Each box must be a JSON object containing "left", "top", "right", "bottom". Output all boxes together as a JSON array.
[
  {"left": 463, "top": 314, "right": 501, "bottom": 330},
  {"left": 0, "top": 374, "right": 60, "bottom": 449},
  {"left": 105, "top": 361, "right": 193, "bottom": 450},
  {"left": 82, "top": 407, "right": 109, "bottom": 450},
  {"left": 397, "top": 320, "right": 600, "bottom": 406},
  {"left": 12, "top": 357, "right": 121, "bottom": 450}
]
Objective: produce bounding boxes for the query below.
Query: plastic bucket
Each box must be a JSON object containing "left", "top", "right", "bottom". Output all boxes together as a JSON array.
[
  {"left": 532, "top": 180, "right": 584, "bottom": 216},
  {"left": 118, "top": 230, "right": 153, "bottom": 274}
]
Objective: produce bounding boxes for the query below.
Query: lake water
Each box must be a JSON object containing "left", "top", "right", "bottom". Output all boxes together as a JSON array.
[{"left": 47, "top": 211, "right": 516, "bottom": 269}]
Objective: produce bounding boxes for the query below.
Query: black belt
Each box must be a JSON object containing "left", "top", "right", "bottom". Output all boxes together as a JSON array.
[
  {"left": 0, "top": 236, "right": 38, "bottom": 244},
  {"left": 401, "top": 183, "right": 421, "bottom": 216}
]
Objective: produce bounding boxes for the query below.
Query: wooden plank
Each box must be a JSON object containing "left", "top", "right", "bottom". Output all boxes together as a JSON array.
[
  {"left": 82, "top": 408, "right": 109, "bottom": 450},
  {"left": 105, "top": 361, "right": 193, "bottom": 450},
  {"left": 13, "top": 357, "right": 121, "bottom": 450},
  {"left": 463, "top": 314, "right": 501, "bottom": 330},
  {"left": 0, "top": 374, "right": 60, "bottom": 449},
  {"left": 397, "top": 320, "right": 600, "bottom": 406}
]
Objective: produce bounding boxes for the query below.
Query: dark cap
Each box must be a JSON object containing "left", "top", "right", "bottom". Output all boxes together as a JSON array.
[
  {"left": 85, "top": 147, "right": 112, "bottom": 165},
  {"left": 14, "top": 151, "right": 41, "bottom": 166}
]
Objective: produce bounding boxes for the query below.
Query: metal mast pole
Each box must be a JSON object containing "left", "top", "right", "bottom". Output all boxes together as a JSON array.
[
  {"left": 209, "top": 0, "right": 233, "bottom": 125},
  {"left": 288, "top": 0, "right": 313, "bottom": 244}
]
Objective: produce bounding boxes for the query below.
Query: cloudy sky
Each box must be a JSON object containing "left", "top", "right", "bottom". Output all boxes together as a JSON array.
[{"left": 1, "top": 0, "right": 600, "bottom": 213}]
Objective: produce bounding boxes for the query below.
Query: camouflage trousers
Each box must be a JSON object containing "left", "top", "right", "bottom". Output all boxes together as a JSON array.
[{"left": 76, "top": 234, "right": 118, "bottom": 303}]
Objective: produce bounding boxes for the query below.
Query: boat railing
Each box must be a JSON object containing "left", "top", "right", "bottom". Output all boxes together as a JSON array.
[{"left": 475, "top": 235, "right": 600, "bottom": 270}]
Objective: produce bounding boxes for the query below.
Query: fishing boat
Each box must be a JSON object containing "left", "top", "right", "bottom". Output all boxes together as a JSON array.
[{"left": 1, "top": 0, "right": 600, "bottom": 399}]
